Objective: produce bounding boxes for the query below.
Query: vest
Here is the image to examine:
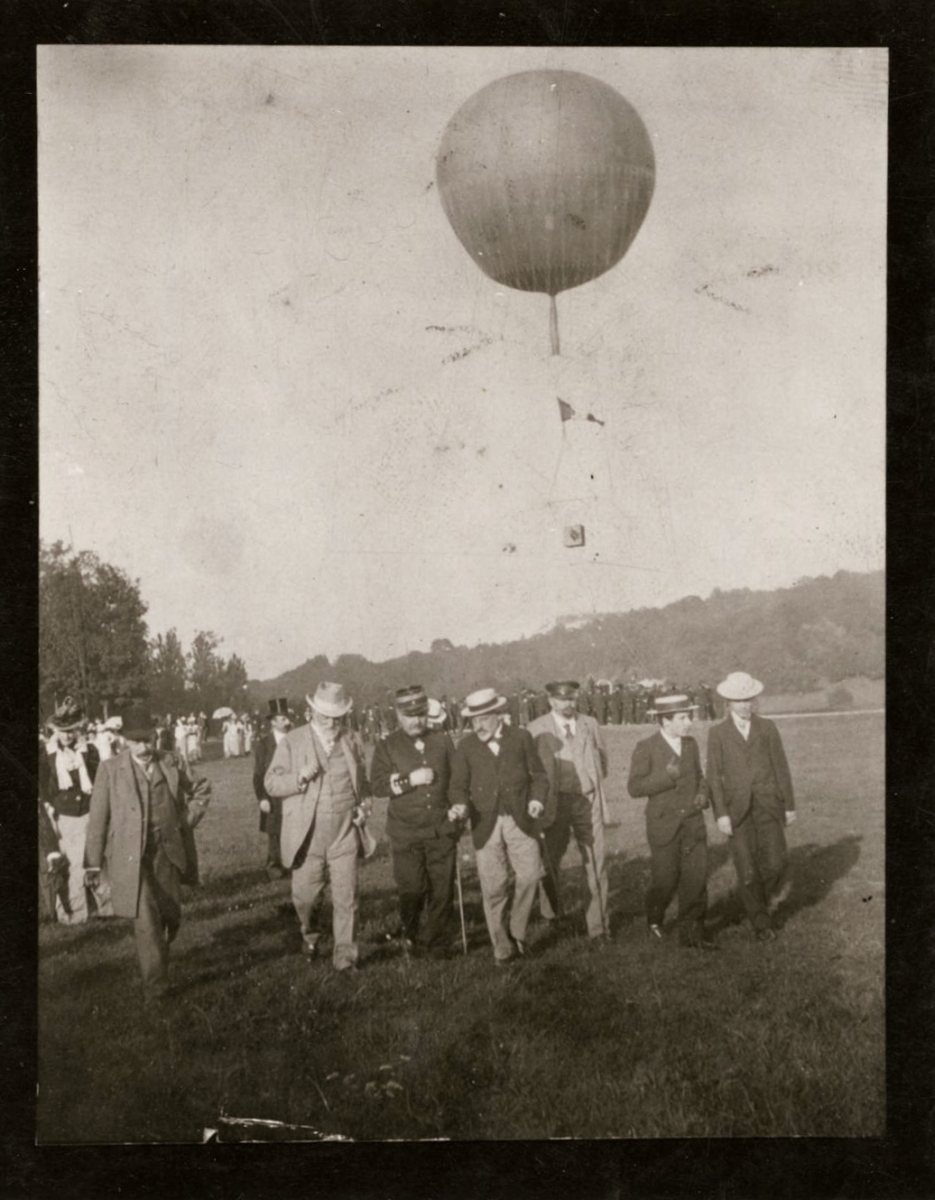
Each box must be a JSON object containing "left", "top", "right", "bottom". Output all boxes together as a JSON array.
[{"left": 317, "top": 739, "right": 356, "bottom": 814}]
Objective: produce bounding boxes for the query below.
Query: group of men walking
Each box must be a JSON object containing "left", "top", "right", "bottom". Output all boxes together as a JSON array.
[
  {"left": 43, "top": 666, "right": 795, "bottom": 999},
  {"left": 262, "top": 669, "right": 795, "bottom": 972}
]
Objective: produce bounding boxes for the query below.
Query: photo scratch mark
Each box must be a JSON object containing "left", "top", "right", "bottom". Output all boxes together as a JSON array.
[{"left": 694, "top": 283, "right": 750, "bottom": 314}]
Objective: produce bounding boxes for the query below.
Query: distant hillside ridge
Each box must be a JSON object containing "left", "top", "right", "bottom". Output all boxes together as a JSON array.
[{"left": 251, "top": 569, "right": 883, "bottom": 706}]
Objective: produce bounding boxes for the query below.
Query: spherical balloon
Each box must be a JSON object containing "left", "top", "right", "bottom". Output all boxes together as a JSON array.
[{"left": 436, "top": 70, "right": 655, "bottom": 301}]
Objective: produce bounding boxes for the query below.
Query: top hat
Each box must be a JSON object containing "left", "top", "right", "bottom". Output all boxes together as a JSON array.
[
  {"left": 268, "top": 697, "right": 290, "bottom": 717},
  {"left": 394, "top": 684, "right": 429, "bottom": 716},
  {"left": 716, "top": 672, "right": 764, "bottom": 701},
  {"left": 545, "top": 680, "right": 580, "bottom": 699},
  {"left": 307, "top": 682, "right": 353, "bottom": 718},
  {"left": 48, "top": 696, "right": 87, "bottom": 733},
  {"left": 647, "top": 693, "right": 699, "bottom": 719},
  {"left": 461, "top": 687, "right": 507, "bottom": 719}
]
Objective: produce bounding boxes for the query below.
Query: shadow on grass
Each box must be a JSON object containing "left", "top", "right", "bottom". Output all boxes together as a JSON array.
[{"left": 707, "top": 834, "right": 863, "bottom": 933}]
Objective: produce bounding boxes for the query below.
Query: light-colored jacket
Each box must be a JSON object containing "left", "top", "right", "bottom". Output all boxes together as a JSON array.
[
  {"left": 264, "top": 725, "right": 370, "bottom": 868},
  {"left": 526, "top": 710, "right": 611, "bottom": 825}
]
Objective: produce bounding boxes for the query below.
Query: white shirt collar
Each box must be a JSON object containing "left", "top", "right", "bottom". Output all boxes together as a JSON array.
[
  {"left": 731, "top": 712, "right": 751, "bottom": 738},
  {"left": 660, "top": 729, "right": 682, "bottom": 756}
]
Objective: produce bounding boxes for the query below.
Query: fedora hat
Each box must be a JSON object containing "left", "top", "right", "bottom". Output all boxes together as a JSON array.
[
  {"left": 545, "top": 680, "right": 580, "bottom": 699},
  {"left": 307, "top": 682, "right": 353, "bottom": 718},
  {"left": 716, "top": 672, "right": 764, "bottom": 701},
  {"left": 393, "top": 685, "right": 429, "bottom": 716},
  {"left": 48, "top": 696, "right": 86, "bottom": 733},
  {"left": 461, "top": 687, "right": 507, "bottom": 719},
  {"left": 647, "top": 693, "right": 699, "bottom": 718}
]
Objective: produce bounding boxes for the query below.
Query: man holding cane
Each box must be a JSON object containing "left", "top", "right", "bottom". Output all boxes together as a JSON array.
[
  {"left": 448, "top": 688, "right": 549, "bottom": 965},
  {"left": 370, "top": 685, "right": 460, "bottom": 960}
]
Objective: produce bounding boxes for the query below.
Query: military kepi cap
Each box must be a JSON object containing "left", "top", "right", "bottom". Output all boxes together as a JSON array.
[
  {"left": 394, "top": 685, "right": 428, "bottom": 715},
  {"left": 546, "top": 680, "right": 580, "bottom": 699}
]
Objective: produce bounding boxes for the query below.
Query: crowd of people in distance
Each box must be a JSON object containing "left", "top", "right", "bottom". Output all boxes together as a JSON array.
[{"left": 39, "top": 669, "right": 794, "bottom": 1001}]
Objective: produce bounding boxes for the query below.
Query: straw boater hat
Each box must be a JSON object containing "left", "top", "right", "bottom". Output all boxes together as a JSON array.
[
  {"left": 307, "top": 682, "right": 353, "bottom": 717},
  {"left": 461, "top": 687, "right": 507, "bottom": 719},
  {"left": 394, "top": 685, "right": 429, "bottom": 716},
  {"left": 48, "top": 696, "right": 86, "bottom": 733},
  {"left": 426, "top": 698, "right": 446, "bottom": 726},
  {"left": 102, "top": 715, "right": 123, "bottom": 732},
  {"left": 647, "top": 693, "right": 699, "bottom": 719},
  {"left": 716, "top": 672, "right": 764, "bottom": 701}
]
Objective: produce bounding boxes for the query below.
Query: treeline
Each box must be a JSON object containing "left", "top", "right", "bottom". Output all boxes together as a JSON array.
[
  {"left": 40, "top": 540, "right": 247, "bottom": 719},
  {"left": 255, "top": 570, "right": 884, "bottom": 706}
]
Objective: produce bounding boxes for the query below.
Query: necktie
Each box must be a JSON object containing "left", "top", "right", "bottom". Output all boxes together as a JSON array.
[{"left": 565, "top": 724, "right": 574, "bottom": 742}]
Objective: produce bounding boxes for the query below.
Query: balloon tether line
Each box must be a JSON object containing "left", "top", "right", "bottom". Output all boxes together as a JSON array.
[{"left": 549, "top": 294, "right": 560, "bottom": 356}]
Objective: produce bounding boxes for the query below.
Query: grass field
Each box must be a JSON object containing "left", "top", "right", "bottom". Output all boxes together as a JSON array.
[{"left": 37, "top": 712, "right": 884, "bottom": 1142}]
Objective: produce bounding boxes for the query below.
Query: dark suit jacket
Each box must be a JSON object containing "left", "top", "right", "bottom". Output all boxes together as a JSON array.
[
  {"left": 449, "top": 724, "right": 549, "bottom": 851},
  {"left": 253, "top": 730, "right": 283, "bottom": 832},
  {"left": 627, "top": 731, "right": 707, "bottom": 848},
  {"left": 705, "top": 715, "right": 794, "bottom": 825}
]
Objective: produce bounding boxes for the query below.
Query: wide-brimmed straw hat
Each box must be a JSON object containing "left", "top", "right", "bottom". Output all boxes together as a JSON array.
[
  {"left": 647, "top": 693, "right": 699, "bottom": 718},
  {"left": 461, "top": 688, "right": 507, "bottom": 719},
  {"left": 307, "top": 682, "right": 353, "bottom": 717},
  {"left": 716, "top": 672, "right": 764, "bottom": 701}
]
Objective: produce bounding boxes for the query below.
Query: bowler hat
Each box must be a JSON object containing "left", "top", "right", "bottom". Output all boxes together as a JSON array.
[
  {"left": 461, "top": 687, "right": 507, "bottom": 719},
  {"left": 120, "top": 704, "right": 157, "bottom": 742},
  {"left": 716, "top": 672, "right": 764, "bottom": 701},
  {"left": 394, "top": 685, "right": 428, "bottom": 716},
  {"left": 307, "top": 682, "right": 353, "bottom": 718},
  {"left": 268, "top": 697, "right": 289, "bottom": 717},
  {"left": 648, "top": 693, "right": 699, "bottom": 719},
  {"left": 546, "top": 680, "right": 580, "bottom": 699}
]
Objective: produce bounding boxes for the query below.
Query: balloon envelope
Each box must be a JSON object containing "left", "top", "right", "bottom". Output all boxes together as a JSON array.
[{"left": 436, "top": 70, "right": 655, "bottom": 298}]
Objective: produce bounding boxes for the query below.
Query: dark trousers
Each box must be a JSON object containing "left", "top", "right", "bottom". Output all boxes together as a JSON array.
[
  {"left": 646, "top": 813, "right": 708, "bottom": 936},
  {"left": 391, "top": 835, "right": 456, "bottom": 951},
  {"left": 729, "top": 803, "right": 788, "bottom": 930},
  {"left": 539, "top": 791, "right": 609, "bottom": 937},
  {"left": 266, "top": 797, "right": 284, "bottom": 868},
  {"left": 135, "top": 842, "right": 182, "bottom": 994}
]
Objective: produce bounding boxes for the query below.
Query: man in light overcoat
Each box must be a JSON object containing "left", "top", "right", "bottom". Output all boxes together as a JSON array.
[
  {"left": 265, "top": 681, "right": 372, "bottom": 971},
  {"left": 84, "top": 706, "right": 211, "bottom": 999},
  {"left": 526, "top": 680, "right": 611, "bottom": 940}
]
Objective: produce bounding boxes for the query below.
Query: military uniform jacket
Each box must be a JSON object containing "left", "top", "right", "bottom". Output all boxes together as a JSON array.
[
  {"left": 705, "top": 715, "right": 794, "bottom": 825},
  {"left": 627, "top": 731, "right": 707, "bottom": 848},
  {"left": 448, "top": 725, "right": 549, "bottom": 851},
  {"left": 370, "top": 728, "right": 459, "bottom": 844}
]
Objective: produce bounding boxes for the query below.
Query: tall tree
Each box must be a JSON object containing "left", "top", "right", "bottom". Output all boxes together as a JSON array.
[
  {"left": 147, "top": 628, "right": 188, "bottom": 716},
  {"left": 39, "top": 540, "right": 149, "bottom": 716}
]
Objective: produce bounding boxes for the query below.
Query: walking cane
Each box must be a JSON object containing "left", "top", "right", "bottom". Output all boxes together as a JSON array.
[
  {"left": 454, "top": 839, "right": 468, "bottom": 956},
  {"left": 537, "top": 828, "right": 563, "bottom": 919},
  {"left": 584, "top": 838, "right": 608, "bottom": 939}
]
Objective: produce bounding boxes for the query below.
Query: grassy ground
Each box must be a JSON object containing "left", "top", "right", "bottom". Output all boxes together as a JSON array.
[{"left": 37, "top": 713, "right": 884, "bottom": 1142}]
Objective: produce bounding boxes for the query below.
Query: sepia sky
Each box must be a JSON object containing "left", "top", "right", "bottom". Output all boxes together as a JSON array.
[{"left": 38, "top": 45, "right": 886, "bottom": 680}]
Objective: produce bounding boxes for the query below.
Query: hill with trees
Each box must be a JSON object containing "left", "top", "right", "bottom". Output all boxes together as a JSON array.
[{"left": 251, "top": 569, "right": 884, "bottom": 706}]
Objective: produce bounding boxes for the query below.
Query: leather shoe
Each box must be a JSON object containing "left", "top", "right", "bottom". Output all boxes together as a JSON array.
[{"left": 301, "top": 939, "right": 319, "bottom": 959}]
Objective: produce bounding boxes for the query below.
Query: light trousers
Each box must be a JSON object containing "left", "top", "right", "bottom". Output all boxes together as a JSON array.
[
  {"left": 291, "top": 808, "right": 359, "bottom": 969},
  {"left": 539, "top": 791, "right": 609, "bottom": 937},
  {"left": 55, "top": 812, "right": 90, "bottom": 925},
  {"left": 474, "top": 815, "right": 543, "bottom": 960}
]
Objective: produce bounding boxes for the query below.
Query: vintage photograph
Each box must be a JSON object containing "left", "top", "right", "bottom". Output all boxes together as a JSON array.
[{"left": 37, "top": 45, "right": 885, "bottom": 1142}]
